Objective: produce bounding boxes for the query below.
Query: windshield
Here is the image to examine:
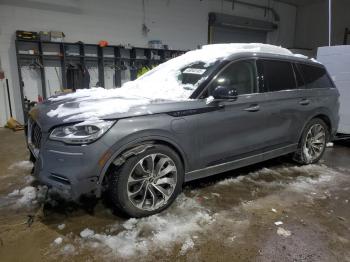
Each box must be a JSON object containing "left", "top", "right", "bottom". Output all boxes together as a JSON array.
[
  {"left": 121, "top": 59, "right": 220, "bottom": 100},
  {"left": 179, "top": 62, "right": 217, "bottom": 87}
]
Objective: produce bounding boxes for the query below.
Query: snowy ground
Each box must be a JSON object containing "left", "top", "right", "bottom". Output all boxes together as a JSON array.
[{"left": 0, "top": 130, "right": 350, "bottom": 261}]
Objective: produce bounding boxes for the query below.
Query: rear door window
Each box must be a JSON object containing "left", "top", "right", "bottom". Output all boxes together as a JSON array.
[
  {"left": 257, "top": 60, "right": 296, "bottom": 92},
  {"left": 297, "top": 64, "right": 334, "bottom": 89}
]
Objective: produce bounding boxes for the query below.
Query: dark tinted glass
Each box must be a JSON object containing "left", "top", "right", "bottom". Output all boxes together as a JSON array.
[
  {"left": 259, "top": 60, "right": 296, "bottom": 92},
  {"left": 298, "top": 64, "right": 334, "bottom": 89},
  {"left": 207, "top": 60, "right": 257, "bottom": 96},
  {"left": 292, "top": 63, "right": 305, "bottom": 88}
]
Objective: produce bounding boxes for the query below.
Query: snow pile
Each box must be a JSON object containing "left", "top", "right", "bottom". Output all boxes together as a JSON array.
[
  {"left": 46, "top": 43, "right": 297, "bottom": 121},
  {"left": 326, "top": 142, "right": 334, "bottom": 147},
  {"left": 47, "top": 91, "right": 150, "bottom": 121},
  {"left": 179, "top": 237, "right": 195, "bottom": 255},
  {"left": 58, "top": 224, "right": 66, "bottom": 230},
  {"left": 310, "top": 58, "right": 322, "bottom": 64},
  {"left": 23, "top": 175, "right": 35, "bottom": 184},
  {"left": 80, "top": 228, "right": 95, "bottom": 238},
  {"left": 8, "top": 160, "right": 33, "bottom": 171},
  {"left": 61, "top": 244, "right": 76, "bottom": 255},
  {"left": 216, "top": 164, "right": 336, "bottom": 189},
  {"left": 288, "top": 164, "right": 337, "bottom": 191},
  {"left": 277, "top": 227, "right": 291, "bottom": 237},
  {"left": 294, "top": 53, "right": 308, "bottom": 59},
  {"left": 54, "top": 237, "right": 63, "bottom": 245},
  {"left": 216, "top": 167, "right": 282, "bottom": 186},
  {"left": 7, "top": 186, "right": 46, "bottom": 207},
  {"left": 77, "top": 195, "right": 212, "bottom": 258},
  {"left": 8, "top": 186, "right": 37, "bottom": 206}
]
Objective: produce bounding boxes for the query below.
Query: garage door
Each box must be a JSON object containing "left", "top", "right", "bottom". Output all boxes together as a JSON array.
[
  {"left": 208, "top": 12, "right": 277, "bottom": 44},
  {"left": 211, "top": 26, "right": 267, "bottom": 44}
]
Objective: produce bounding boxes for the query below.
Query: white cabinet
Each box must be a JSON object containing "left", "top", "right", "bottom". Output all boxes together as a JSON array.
[{"left": 317, "top": 45, "right": 350, "bottom": 134}]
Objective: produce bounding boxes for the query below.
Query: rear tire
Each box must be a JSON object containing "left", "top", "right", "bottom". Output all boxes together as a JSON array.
[
  {"left": 293, "top": 118, "right": 329, "bottom": 164},
  {"left": 108, "top": 144, "right": 184, "bottom": 218}
]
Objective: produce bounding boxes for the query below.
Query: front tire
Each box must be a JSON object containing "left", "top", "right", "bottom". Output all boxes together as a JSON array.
[
  {"left": 293, "top": 118, "right": 329, "bottom": 164},
  {"left": 108, "top": 144, "right": 184, "bottom": 217}
]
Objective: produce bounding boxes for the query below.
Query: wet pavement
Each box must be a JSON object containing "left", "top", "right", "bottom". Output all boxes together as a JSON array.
[{"left": 0, "top": 127, "right": 350, "bottom": 262}]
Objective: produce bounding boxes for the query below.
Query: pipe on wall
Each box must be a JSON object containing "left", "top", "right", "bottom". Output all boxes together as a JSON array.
[
  {"left": 328, "top": 0, "right": 332, "bottom": 46},
  {"left": 223, "top": 0, "right": 280, "bottom": 21}
]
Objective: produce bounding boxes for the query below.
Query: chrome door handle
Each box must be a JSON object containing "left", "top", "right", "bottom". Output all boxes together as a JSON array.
[
  {"left": 244, "top": 104, "right": 260, "bottom": 112},
  {"left": 299, "top": 99, "right": 310, "bottom": 106}
]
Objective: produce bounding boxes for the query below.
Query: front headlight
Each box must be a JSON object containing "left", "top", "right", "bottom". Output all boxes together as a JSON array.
[{"left": 49, "top": 120, "right": 115, "bottom": 144}]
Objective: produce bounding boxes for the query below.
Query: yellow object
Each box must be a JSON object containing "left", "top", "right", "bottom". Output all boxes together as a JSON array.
[
  {"left": 6, "top": 117, "right": 24, "bottom": 131},
  {"left": 137, "top": 66, "right": 151, "bottom": 78}
]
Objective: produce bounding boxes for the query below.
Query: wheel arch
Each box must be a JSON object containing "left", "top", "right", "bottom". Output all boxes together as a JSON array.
[
  {"left": 298, "top": 112, "right": 332, "bottom": 144},
  {"left": 97, "top": 136, "right": 188, "bottom": 196},
  {"left": 313, "top": 114, "right": 332, "bottom": 133}
]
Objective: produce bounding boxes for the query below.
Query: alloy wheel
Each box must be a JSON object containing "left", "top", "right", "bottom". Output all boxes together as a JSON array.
[
  {"left": 127, "top": 153, "right": 177, "bottom": 211},
  {"left": 303, "top": 123, "right": 326, "bottom": 162}
]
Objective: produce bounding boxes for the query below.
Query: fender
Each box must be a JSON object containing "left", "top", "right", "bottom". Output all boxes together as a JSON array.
[
  {"left": 95, "top": 135, "right": 189, "bottom": 197},
  {"left": 112, "top": 143, "right": 154, "bottom": 166},
  {"left": 297, "top": 107, "right": 334, "bottom": 144}
]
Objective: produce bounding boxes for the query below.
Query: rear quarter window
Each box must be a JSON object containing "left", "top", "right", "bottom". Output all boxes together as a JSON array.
[{"left": 297, "top": 64, "right": 334, "bottom": 89}]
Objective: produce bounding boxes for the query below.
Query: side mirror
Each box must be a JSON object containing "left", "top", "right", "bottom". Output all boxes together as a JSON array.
[{"left": 212, "top": 86, "right": 238, "bottom": 100}]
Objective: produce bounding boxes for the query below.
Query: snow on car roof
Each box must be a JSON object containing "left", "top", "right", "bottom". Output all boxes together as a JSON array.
[
  {"left": 46, "top": 43, "right": 311, "bottom": 121},
  {"left": 199, "top": 43, "right": 294, "bottom": 57}
]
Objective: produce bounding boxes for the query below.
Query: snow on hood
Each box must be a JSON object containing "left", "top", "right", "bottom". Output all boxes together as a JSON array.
[{"left": 47, "top": 43, "right": 294, "bottom": 121}]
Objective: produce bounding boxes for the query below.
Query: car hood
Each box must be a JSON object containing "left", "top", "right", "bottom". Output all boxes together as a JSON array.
[{"left": 29, "top": 94, "right": 206, "bottom": 132}]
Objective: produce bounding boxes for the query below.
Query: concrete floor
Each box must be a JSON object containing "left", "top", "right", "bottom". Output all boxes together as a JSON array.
[{"left": 0, "top": 127, "right": 350, "bottom": 262}]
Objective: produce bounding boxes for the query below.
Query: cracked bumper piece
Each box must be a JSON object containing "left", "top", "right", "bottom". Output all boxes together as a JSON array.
[{"left": 33, "top": 141, "right": 109, "bottom": 200}]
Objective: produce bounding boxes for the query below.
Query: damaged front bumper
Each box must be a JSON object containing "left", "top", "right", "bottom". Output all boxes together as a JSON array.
[{"left": 29, "top": 131, "right": 110, "bottom": 201}]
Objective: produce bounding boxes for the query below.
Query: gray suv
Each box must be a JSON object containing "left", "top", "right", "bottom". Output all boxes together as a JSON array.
[{"left": 27, "top": 44, "right": 339, "bottom": 217}]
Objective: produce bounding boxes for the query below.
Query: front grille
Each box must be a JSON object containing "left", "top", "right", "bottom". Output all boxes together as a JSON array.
[{"left": 31, "top": 121, "right": 42, "bottom": 149}]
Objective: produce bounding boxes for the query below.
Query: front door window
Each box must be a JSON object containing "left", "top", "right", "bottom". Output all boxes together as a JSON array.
[{"left": 203, "top": 60, "right": 257, "bottom": 98}]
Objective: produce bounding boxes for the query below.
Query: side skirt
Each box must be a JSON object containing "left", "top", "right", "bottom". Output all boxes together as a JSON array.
[{"left": 184, "top": 144, "right": 298, "bottom": 182}]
